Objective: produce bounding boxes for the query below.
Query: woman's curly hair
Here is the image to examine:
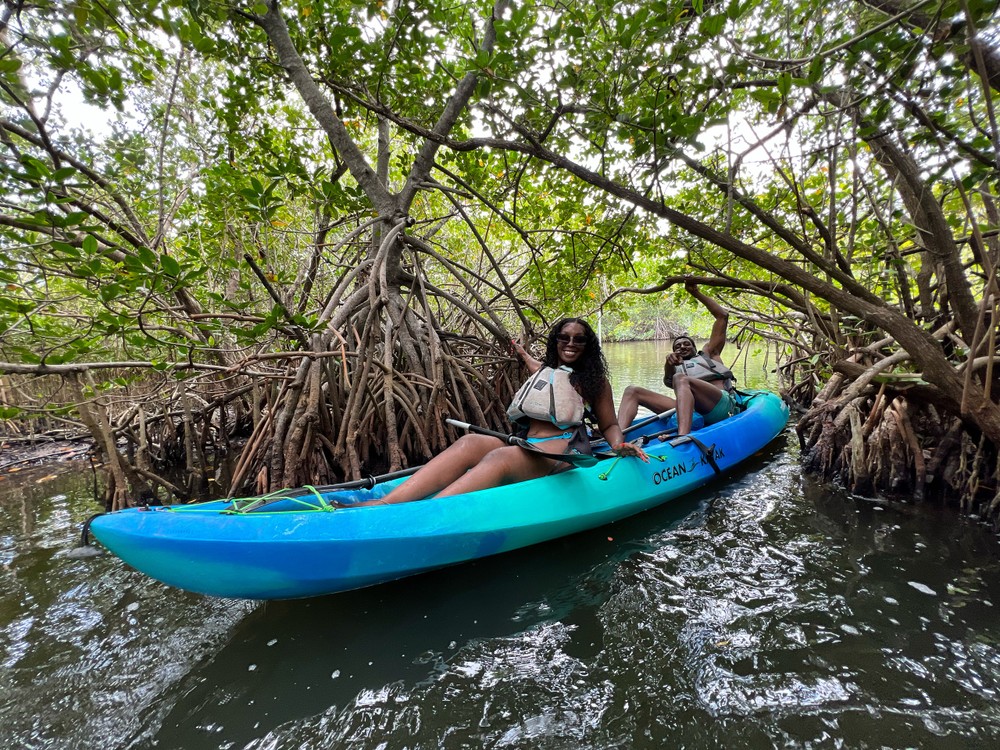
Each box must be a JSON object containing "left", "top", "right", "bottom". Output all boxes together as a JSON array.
[{"left": 541, "top": 318, "right": 610, "bottom": 404}]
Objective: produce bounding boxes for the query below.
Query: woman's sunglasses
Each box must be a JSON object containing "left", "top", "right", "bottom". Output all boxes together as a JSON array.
[{"left": 555, "top": 334, "right": 587, "bottom": 345}]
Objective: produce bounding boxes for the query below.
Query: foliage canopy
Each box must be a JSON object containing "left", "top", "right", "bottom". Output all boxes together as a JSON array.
[{"left": 1, "top": 0, "right": 999, "bottom": 510}]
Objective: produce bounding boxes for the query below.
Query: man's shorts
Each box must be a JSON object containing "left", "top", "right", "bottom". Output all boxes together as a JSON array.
[{"left": 701, "top": 389, "right": 736, "bottom": 425}]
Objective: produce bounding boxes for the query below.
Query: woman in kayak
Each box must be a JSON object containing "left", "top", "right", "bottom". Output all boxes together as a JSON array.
[{"left": 364, "top": 318, "right": 647, "bottom": 505}]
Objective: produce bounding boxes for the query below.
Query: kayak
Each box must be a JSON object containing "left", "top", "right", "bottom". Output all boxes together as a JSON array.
[{"left": 88, "top": 390, "right": 788, "bottom": 599}]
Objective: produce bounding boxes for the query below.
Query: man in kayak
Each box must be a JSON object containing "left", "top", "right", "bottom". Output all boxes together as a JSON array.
[
  {"left": 359, "top": 318, "right": 647, "bottom": 505},
  {"left": 617, "top": 280, "right": 737, "bottom": 437}
]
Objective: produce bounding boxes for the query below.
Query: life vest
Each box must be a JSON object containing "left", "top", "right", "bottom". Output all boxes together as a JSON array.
[
  {"left": 667, "top": 352, "right": 737, "bottom": 393},
  {"left": 506, "top": 365, "right": 585, "bottom": 429}
]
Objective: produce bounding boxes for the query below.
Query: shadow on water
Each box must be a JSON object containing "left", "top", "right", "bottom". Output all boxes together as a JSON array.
[{"left": 148, "top": 437, "right": 789, "bottom": 749}]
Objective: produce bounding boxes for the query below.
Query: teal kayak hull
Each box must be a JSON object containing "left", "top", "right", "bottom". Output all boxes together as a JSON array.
[{"left": 89, "top": 391, "right": 788, "bottom": 599}]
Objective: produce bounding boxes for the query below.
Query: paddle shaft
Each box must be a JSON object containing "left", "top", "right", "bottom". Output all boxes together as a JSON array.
[
  {"left": 310, "top": 466, "right": 421, "bottom": 492},
  {"left": 246, "top": 465, "right": 422, "bottom": 502},
  {"left": 238, "top": 418, "right": 598, "bottom": 510},
  {"left": 252, "top": 414, "right": 645, "bottom": 506},
  {"left": 445, "top": 419, "right": 599, "bottom": 466}
]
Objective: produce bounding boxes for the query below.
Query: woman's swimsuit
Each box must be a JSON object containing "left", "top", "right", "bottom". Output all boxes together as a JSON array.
[
  {"left": 523, "top": 423, "right": 592, "bottom": 470},
  {"left": 524, "top": 430, "right": 581, "bottom": 475},
  {"left": 524, "top": 431, "right": 576, "bottom": 444}
]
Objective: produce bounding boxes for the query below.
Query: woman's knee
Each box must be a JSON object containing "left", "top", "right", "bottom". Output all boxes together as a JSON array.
[
  {"left": 451, "top": 434, "right": 503, "bottom": 460},
  {"left": 621, "top": 385, "right": 641, "bottom": 403},
  {"left": 477, "top": 445, "right": 542, "bottom": 480},
  {"left": 457, "top": 434, "right": 495, "bottom": 447},
  {"left": 479, "top": 445, "right": 522, "bottom": 468}
]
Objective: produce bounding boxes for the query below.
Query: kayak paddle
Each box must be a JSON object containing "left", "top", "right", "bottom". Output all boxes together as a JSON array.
[{"left": 621, "top": 407, "right": 677, "bottom": 436}]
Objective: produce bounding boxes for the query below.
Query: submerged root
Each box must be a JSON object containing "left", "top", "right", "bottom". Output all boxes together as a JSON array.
[{"left": 798, "top": 380, "right": 1000, "bottom": 525}]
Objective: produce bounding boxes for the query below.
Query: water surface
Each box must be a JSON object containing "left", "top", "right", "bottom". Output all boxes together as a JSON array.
[{"left": 2, "top": 341, "right": 999, "bottom": 749}]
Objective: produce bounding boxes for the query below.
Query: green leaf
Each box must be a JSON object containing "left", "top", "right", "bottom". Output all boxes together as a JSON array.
[
  {"left": 122, "top": 254, "right": 145, "bottom": 273},
  {"left": 51, "top": 166, "right": 77, "bottom": 182},
  {"left": 99, "top": 283, "right": 122, "bottom": 301},
  {"left": 20, "top": 155, "right": 51, "bottom": 179},
  {"left": 777, "top": 72, "right": 792, "bottom": 98},
  {"left": 160, "top": 254, "right": 181, "bottom": 276},
  {"left": 750, "top": 89, "right": 780, "bottom": 109},
  {"left": 137, "top": 245, "right": 158, "bottom": 270},
  {"left": 53, "top": 241, "right": 80, "bottom": 258},
  {"left": 808, "top": 55, "right": 824, "bottom": 83},
  {"left": 699, "top": 14, "right": 726, "bottom": 36}
]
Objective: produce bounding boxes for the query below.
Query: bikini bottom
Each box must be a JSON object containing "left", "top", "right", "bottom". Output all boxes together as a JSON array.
[
  {"left": 525, "top": 425, "right": 591, "bottom": 454},
  {"left": 524, "top": 431, "right": 575, "bottom": 444}
]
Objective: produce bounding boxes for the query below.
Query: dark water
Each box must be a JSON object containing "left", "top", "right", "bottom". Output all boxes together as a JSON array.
[{"left": 3, "top": 342, "right": 1000, "bottom": 749}]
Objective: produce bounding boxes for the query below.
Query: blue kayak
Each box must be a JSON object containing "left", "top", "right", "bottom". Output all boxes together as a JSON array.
[{"left": 89, "top": 390, "right": 788, "bottom": 599}]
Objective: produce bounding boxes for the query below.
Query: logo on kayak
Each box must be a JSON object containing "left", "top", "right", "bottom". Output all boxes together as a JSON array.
[{"left": 651, "top": 447, "right": 725, "bottom": 485}]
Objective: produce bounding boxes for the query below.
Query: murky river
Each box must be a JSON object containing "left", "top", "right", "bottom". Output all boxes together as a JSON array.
[{"left": 2, "top": 342, "right": 1000, "bottom": 749}]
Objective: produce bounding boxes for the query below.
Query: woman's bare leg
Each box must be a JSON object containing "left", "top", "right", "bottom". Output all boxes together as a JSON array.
[
  {"left": 366, "top": 434, "right": 504, "bottom": 505},
  {"left": 434, "top": 444, "right": 560, "bottom": 498}
]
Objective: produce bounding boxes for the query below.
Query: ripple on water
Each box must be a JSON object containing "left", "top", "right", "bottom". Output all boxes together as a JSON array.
[
  {"left": 239, "top": 621, "right": 616, "bottom": 749},
  {"left": 0, "top": 474, "right": 257, "bottom": 749}
]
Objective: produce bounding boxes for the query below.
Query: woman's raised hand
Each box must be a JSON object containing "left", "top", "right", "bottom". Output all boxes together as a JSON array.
[{"left": 510, "top": 338, "right": 530, "bottom": 362}]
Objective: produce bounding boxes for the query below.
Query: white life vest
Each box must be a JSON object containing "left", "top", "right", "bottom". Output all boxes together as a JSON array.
[
  {"left": 506, "top": 366, "right": 585, "bottom": 429},
  {"left": 667, "top": 352, "right": 737, "bottom": 393}
]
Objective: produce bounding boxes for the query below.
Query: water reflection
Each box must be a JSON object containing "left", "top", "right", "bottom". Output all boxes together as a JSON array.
[
  {"left": 0, "top": 468, "right": 253, "bottom": 749},
  {"left": 151, "top": 490, "right": 714, "bottom": 749},
  {"left": 1, "top": 342, "right": 999, "bottom": 749}
]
